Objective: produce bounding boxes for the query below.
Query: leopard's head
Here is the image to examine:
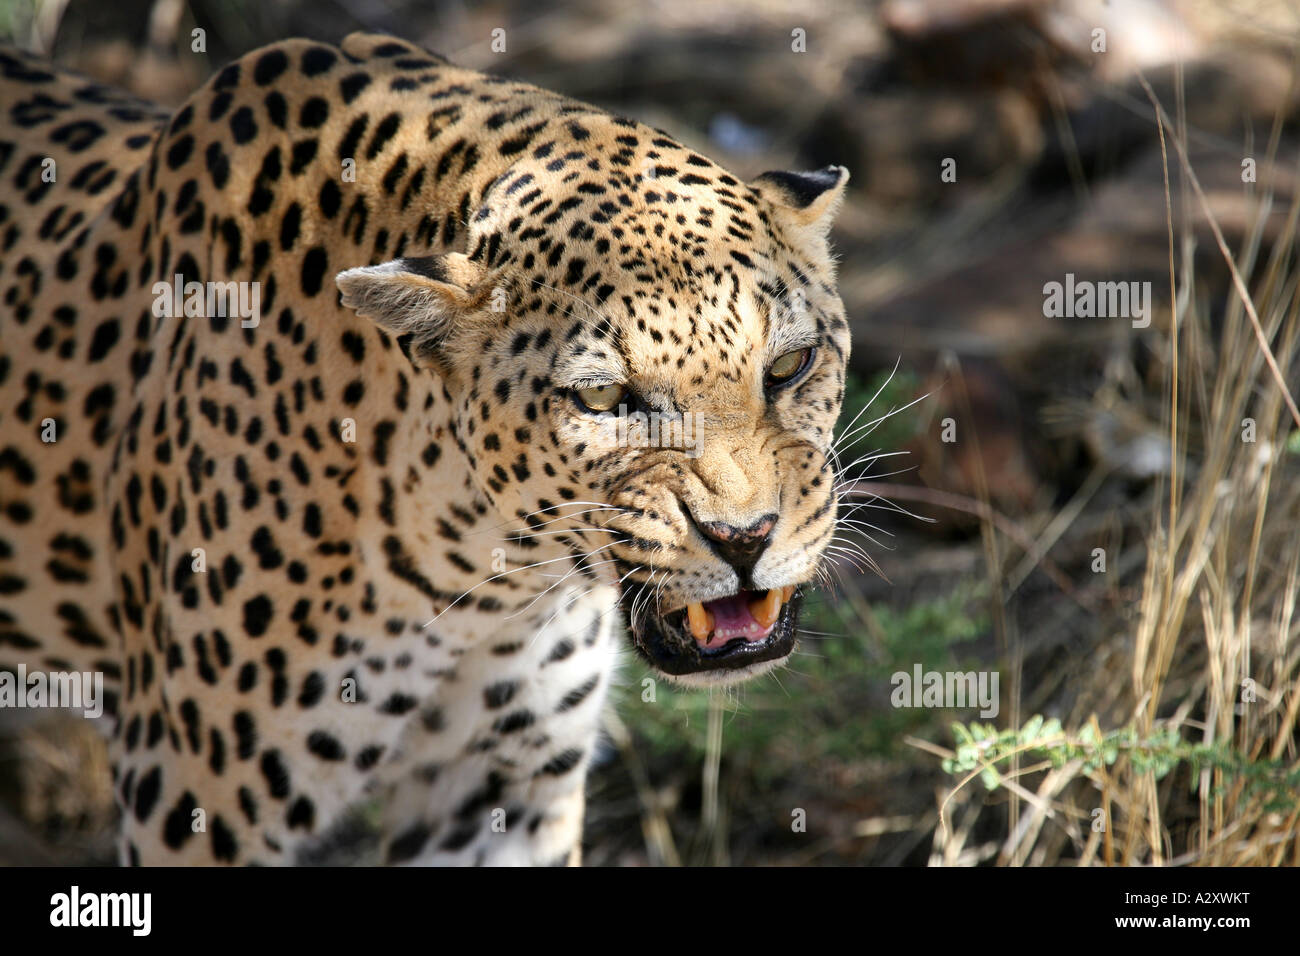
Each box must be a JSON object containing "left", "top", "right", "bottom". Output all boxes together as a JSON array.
[{"left": 338, "top": 139, "right": 851, "bottom": 686}]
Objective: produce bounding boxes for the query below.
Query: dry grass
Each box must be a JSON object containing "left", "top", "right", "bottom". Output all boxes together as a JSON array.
[{"left": 925, "top": 72, "right": 1300, "bottom": 868}]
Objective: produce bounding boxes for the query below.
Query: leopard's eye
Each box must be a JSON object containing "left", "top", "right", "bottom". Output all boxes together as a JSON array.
[
  {"left": 574, "top": 383, "right": 628, "bottom": 413},
  {"left": 766, "top": 347, "right": 814, "bottom": 388}
]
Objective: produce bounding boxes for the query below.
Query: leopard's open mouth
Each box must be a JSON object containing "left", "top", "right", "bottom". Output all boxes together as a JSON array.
[{"left": 623, "top": 583, "right": 803, "bottom": 677}]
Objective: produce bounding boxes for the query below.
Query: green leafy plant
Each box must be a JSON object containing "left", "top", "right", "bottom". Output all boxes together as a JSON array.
[{"left": 943, "top": 715, "right": 1300, "bottom": 812}]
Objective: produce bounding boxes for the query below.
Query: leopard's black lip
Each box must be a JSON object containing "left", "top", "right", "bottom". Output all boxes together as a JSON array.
[{"left": 621, "top": 583, "right": 802, "bottom": 676}]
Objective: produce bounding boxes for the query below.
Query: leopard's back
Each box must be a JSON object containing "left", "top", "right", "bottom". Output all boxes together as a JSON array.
[{"left": 0, "top": 46, "right": 170, "bottom": 685}]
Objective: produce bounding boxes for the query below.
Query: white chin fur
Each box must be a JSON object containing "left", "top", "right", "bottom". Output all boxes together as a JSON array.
[{"left": 656, "top": 654, "right": 790, "bottom": 689}]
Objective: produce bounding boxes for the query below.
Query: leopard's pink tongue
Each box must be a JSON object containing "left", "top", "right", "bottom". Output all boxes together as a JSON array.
[{"left": 705, "top": 594, "right": 769, "bottom": 643}]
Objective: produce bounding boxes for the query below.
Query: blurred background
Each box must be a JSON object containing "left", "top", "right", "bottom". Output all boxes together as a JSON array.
[{"left": 2, "top": 0, "right": 1300, "bottom": 866}]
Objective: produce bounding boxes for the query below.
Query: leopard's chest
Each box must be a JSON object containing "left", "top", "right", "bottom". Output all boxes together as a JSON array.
[{"left": 291, "top": 577, "right": 622, "bottom": 863}]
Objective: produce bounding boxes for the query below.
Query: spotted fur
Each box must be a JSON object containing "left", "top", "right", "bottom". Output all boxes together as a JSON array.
[{"left": 0, "top": 32, "right": 850, "bottom": 864}]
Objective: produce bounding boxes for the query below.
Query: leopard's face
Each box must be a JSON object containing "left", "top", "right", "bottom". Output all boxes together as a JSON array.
[
  {"left": 550, "top": 261, "right": 849, "bottom": 686},
  {"left": 339, "top": 157, "right": 851, "bottom": 686}
]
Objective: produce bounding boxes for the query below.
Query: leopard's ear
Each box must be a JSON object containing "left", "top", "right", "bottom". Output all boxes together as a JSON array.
[
  {"left": 336, "top": 253, "right": 489, "bottom": 374},
  {"left": 751, "top": 165, "right": 850, "bottom": 239}
]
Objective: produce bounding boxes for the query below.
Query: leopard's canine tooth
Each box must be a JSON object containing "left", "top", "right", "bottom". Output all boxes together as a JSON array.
[
  {"left": 686, "top": 602, "right": 713, "bottom": 642},
  {"left": 750, "top": 589, "right": 782, "bottom": 628}
]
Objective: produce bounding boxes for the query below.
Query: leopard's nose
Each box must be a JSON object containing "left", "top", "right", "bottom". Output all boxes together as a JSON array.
[{"left": 686, "top": 510, "right": 778, "bottom": 583}]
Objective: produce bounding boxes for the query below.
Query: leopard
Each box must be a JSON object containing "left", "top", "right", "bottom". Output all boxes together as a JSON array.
[{"left": 0, "top": 31, "right": 852, "bottom": 865}]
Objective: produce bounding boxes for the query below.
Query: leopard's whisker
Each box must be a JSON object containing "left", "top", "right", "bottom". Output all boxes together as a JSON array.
[
  {"left": 831, "top": 449, "right": 910, "bottom": 484},
  {"left": 832, "top": 462, "right": 917, "bottom": 491},
  {"left": 507, "top": 524, "right": 626, "bottom": 540},
  {"left": 477, "top": 503, "right": 632, "bottom": 538},
  {"left": 501, "top": 542, "right": 625, "bottom": 621},
  {"left": 829, "top": 356, "right": 900, "bottom": 454},
  {"left": 831, "top": 385, "right": 929, "bottom": 457},
  {"left": 836, "top": 490, "right": 932, "bottom": 524},
  {"left": 422, "top": 544, "right": 620, "bottom": 627}
]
